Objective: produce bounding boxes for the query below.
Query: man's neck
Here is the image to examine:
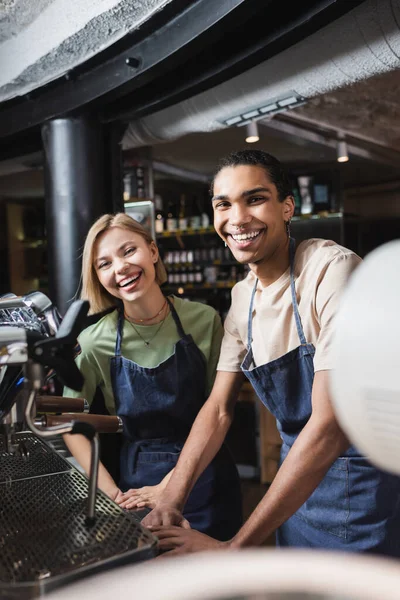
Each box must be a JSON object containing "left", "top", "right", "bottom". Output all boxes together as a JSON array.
[{"left": 250, "top": 237, "right": 291, "bottom": 288}]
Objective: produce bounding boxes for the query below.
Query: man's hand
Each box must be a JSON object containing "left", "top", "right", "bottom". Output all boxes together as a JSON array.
[
  {"left": 142, "top": 504, "right": 191, "bottom": 529},
  {"left": 151, "top": 526, "right": 228, "bottom": 555}
]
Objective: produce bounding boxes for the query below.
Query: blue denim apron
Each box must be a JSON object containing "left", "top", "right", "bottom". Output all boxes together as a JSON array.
[
  {"left": 241, "top": 238, "right": 400, "bottom": 556},
  {"left": 110, "top": 298, "right": 242, "bottom": 541}
]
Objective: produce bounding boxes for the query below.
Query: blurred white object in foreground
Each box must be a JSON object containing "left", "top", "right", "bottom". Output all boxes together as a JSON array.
[
  {"left": 46, "top": 548, "right": 400, "bottom": 600},
  {"left": 330, "top": 239, "right": 400, "bottom": 475}
]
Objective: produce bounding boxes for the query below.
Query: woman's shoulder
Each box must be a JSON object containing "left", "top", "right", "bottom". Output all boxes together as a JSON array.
[
  {"left": 78, "top": 309, "right": 118, "bottom": 349},
  {"left": 171, "top": 296, "right": 220, "bottom": 323}
]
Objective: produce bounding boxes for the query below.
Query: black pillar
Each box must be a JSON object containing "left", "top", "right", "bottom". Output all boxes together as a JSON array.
[{"left": 41, "top": 116, "right": 122, "bottom": 315}]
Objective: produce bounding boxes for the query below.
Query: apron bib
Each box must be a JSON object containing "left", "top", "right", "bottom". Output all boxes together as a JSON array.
[
  {"left": 241, "top": 238, "right": 400, "bottom": 556},
  {"left": 110, "top": 298, "right": 242, "bottom": 541}
]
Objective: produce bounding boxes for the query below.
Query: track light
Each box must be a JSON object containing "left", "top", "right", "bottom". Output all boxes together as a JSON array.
[
  {"left": 245, "top": 121, "right": 259, "bottom": 143},
  {"left": 337, "top": 134, "right": 349, "bottom": 163}
]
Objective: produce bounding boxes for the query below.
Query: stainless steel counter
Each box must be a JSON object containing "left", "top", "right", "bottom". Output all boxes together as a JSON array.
[{"left": 0, "top": 431, "right": 157, "bottom": 599}]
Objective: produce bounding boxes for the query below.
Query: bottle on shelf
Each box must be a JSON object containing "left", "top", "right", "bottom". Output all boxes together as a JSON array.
[
  {"left": 297, "top": 175, "right": 314, "bottom": 215},
  {"left": 190, "top": 195, "right": 202, "bottom": 229},
  {"left": 166, "top": 200, "right": 178, "bottom": 232},
  {"left": 293, "top": 187, "right": 302, "bottom": 216},
  {"left": 154, "top": 194, "right": 165, "bottom": 233},
  {"left": 178, "top": 194, "right": 188, "bottom": 230},
  {"left": 194, "top": 265, "right": 203, "bottom": 284},
  {"left": 187, "top": 251, "right": 195, "bottom": 283}
]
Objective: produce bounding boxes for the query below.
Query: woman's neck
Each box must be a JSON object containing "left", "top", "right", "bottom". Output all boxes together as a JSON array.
[{"left": 123, "top": 286, "right": 168, "bottom": 324}]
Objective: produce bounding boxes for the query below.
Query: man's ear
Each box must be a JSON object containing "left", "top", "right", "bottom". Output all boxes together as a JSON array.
[{"left": 283, "top": 196, "right": 295, "bottom": 221}]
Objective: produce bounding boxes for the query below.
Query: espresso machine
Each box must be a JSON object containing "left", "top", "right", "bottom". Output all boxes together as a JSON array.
[{"left": 0, "top": 292, "right": 157, "bottom": 599}]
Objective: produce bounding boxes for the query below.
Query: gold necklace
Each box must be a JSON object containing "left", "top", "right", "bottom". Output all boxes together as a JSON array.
[
  {"left": 124, "top": 298, "right": 167, "bottom": 323},
  {"left": 125, "top": 305, "right": 168, "bottom": 346}
]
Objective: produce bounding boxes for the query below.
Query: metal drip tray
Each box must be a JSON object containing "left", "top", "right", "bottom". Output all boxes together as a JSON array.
[
  {"left": 0, "top": 433, "right": 70, "bottom": 482},
  {"left": 0, "top": 433, "right": 157, "bottom": 598}
]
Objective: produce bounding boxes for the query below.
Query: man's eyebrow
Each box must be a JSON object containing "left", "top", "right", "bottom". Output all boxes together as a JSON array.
[
  {"left": 242, "top": 187, "right": 270, "bottom": 197},
  {"left": 211, "top": 194, "right": 228, "bottom": 202},
  {"left": 212, "top": 187, "right": 271, "bottom": 202}
]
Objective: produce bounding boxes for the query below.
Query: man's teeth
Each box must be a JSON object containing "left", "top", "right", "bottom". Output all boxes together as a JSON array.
[{"left": 231, "top": 231, "right": 261, "bottom": 242}]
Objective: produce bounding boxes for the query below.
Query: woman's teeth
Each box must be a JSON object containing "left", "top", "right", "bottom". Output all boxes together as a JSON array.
[
  {"left": 231, "top": 230, "right": 261, "bottom": 242},
  {"left": 120, "top": 274, "right": 140, "bottom": 287}
]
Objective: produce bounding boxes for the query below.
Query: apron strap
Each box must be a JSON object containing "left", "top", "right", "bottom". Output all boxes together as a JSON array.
[
  {"left": 247, "top": 237, "right": 307, "bottom": 351},
  {"left": 247, "top": 278, "right": 258, "bottom": 350},
  {"left": 115, "top": 309, "right": 124, "bottom": 356},
  {"left": 289, "top": 237, "right": 307, "bottom": 345},
  {"left": 166, "top": 297, "right": 186, "bottom": 339}
]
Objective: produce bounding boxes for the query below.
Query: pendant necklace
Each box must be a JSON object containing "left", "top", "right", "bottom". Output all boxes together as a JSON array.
[
  {"left": 124, "top": 303, "right": 169, "bottom": 346},
  {"left": 124, "top": 297, "right": 168, "bottom": 324}
]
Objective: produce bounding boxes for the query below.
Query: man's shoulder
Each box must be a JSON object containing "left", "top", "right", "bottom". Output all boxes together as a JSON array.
[{"left": 296, "top": 238, "right": 361, "bottom": 273}]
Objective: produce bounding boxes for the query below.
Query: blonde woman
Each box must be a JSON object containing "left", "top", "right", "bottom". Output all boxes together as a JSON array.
[{"left": 63, "top": 213, "right": 242, "bottom": 541}]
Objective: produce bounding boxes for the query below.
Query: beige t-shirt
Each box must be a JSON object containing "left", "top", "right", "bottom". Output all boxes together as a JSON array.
[{"left": 217, "top": 238, "right": 362, "bottom": 373}]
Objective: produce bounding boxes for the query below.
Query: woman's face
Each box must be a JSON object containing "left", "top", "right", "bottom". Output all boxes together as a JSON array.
[{"left": 94, "top": 227, "right": 159, "bottom": 303}]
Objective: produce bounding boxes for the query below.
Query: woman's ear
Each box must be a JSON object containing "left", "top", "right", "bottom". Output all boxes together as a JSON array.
[{"left": 150, "top": 241, "right": 159, "bottom": 263}]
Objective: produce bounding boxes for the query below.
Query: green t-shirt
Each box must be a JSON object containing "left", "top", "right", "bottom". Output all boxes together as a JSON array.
[{"left": 63, "top": 296, "right": 223, "bottom": 415}]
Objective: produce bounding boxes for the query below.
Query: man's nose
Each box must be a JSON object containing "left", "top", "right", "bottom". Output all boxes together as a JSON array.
[{"left": 230, "top": 205, "right": 252, "bottom": 226}]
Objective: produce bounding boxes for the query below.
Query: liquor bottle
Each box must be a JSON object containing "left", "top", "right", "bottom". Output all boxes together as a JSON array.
[
  {"left": 178, "top": 194, "right": 188, "bottom": 230},
  {"left": 297, "top": 175, "right": 314, "bottom": 215},
  {"left": 194, "top": 265, "right": 203, "bottom": 284},
  {"left": 293, "top": 187, "right": 302, "bottom": 216},
  {"left": 154, "top": 194, "right": 165, "bottom": 233},
  {"left": 187, "top": 250, "right": 195, "bottom": 283},
  {"left": 166, "top": 200, "right": 178, "bottom": 232},
  {"left": 190, "top": 195, "right": 202, "bottom": 229}
]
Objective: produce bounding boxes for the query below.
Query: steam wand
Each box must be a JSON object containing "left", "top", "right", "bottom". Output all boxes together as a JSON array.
[{"left": 25, "top": 361, "right": 100, "bottom": 526}]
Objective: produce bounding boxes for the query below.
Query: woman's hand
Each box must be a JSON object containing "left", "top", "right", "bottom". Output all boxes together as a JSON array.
[
  {"left": 107, "top": 487, "right": 124, "bottom": 502},
  {"left": 115, "top": 482, "right": 167, "bottom": 510},
  {"left": 151, "top": 526, "right": 229, "bottom": 555}
]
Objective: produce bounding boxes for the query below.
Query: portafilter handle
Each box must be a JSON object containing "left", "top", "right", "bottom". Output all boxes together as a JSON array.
[{"left": 36, "top": 395, "right": 90, "bottom": 413}]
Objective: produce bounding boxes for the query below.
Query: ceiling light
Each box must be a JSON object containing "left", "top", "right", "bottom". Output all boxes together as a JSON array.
[
  {"left": 221, "top": 91, "right": 306, "bottom": 127},
  {"left": 245, "top": 122, "right": 259, "bottom": 143},
  {"left": 337, "top": 134, "right": 349, "bottom": 163}
]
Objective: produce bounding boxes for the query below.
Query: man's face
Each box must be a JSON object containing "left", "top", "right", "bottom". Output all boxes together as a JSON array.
[{"left": 212, "top": 165, "right": 294, "bottom": 266}]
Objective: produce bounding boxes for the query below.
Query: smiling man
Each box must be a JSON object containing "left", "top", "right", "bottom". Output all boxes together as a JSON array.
[{"left": 143, "top": 150, "right": 400, "bottom": 557}]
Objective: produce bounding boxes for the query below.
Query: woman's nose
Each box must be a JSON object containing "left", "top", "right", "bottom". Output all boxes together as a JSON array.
[{"left": 115, "top": 257, "right": 129, "bottom": 273}]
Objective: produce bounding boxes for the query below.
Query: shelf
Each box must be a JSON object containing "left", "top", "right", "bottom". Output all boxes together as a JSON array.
[
  {"left": 20, "top": 238, "right": 47, "bottom": 248},
  {"left": 166, "top": 260, "right": 238, "bottom": 268},
  {"left": 157, "top": 226, "right": 215, "bottom": 238},
  {"left": 163, "top": 282, "right": 236, "bottom": 292},
  {"left": 292, "top": 211, "right": 342, "bottom": 222},
  {"left": 157, "top": 213, "right": 343, "bottom": 238}
]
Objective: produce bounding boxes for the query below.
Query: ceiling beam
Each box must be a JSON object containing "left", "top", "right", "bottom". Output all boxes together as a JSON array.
[{"left": 261, "top": 116, "right": 400, "bottom": 168}]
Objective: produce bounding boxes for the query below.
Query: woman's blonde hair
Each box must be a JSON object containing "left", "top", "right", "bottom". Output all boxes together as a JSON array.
[{"left": 81, "top": 212, "right": 167, "bottom": 314}]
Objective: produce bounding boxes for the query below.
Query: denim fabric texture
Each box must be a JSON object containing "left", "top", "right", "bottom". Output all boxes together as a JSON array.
[
  {"left": 110, "top": 298, "right": 243, "bottom": 541},
  {"left": 241, "top": 238, "right": 400, "bottom": 556}
]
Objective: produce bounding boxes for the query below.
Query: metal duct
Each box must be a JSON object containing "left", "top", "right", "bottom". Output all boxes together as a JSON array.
[{"left": 123, "top": 0, "right": 400, "bottom": 148}]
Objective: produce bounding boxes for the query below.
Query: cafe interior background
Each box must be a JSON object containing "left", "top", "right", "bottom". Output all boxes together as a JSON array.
[{"left": 0, "top": 0, "right": 400, "bottom": 582}]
